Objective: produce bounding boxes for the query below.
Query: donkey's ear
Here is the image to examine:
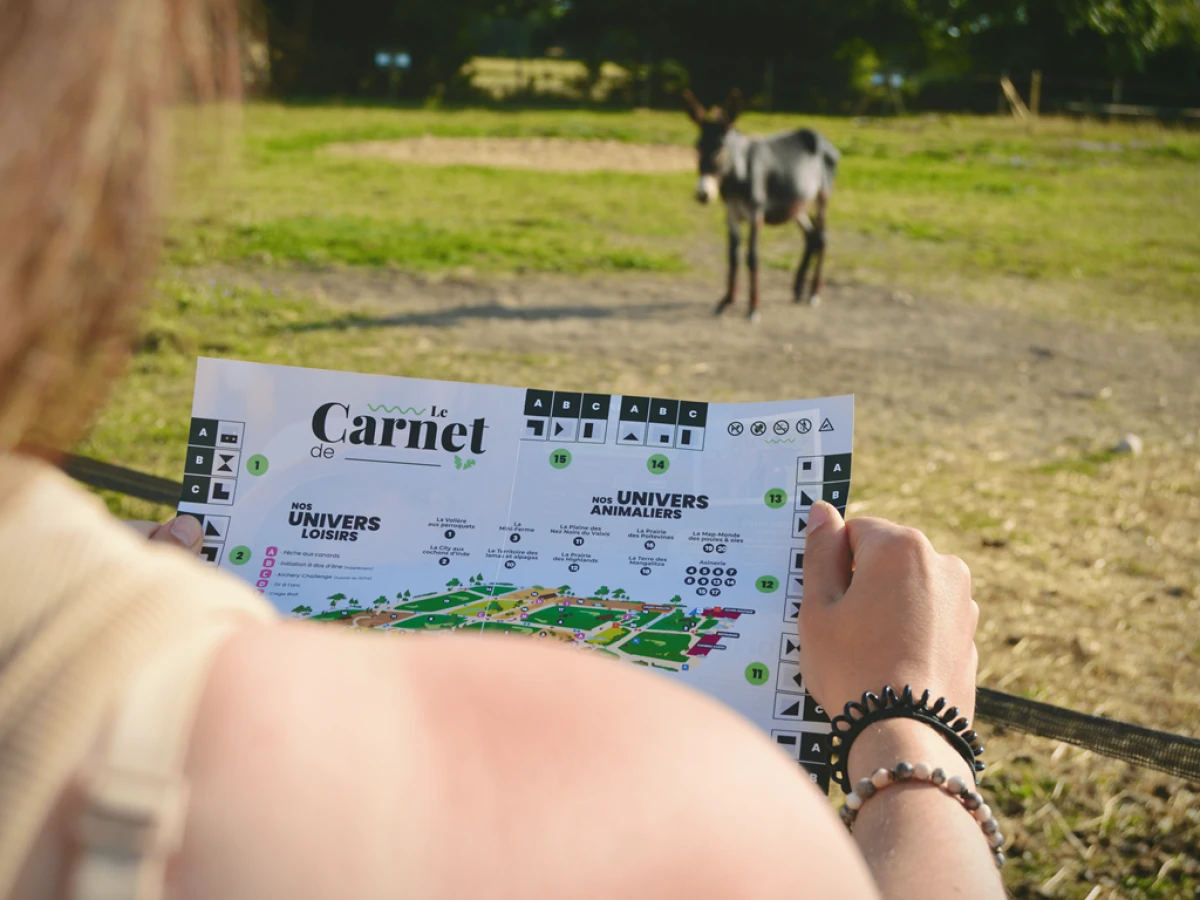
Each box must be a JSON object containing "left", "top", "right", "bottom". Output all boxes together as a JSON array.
[
  {"left": 682, "top": 89, "right": 706, "bottom": 124},
  {"left": 724, "top": 89, "right": 744, "bottom": 125}
]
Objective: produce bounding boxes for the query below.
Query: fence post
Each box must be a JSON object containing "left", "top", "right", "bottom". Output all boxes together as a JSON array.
[{"left": 1030, "top": 70, "right": 1042, "bottom": 117}]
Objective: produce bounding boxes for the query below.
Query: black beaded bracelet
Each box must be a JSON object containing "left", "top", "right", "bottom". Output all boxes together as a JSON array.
[{"left": 827, "top": 686, "right": 985, "bottom": 793}]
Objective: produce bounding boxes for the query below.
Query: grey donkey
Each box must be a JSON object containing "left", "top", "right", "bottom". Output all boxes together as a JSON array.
[{"left": 683, "top": 89, "right": 839, "bottom": 321}]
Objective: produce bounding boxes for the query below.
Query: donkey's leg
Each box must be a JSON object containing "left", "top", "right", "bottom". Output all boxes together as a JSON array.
[
  {"left": 714, "top": 215, "right": 739, "bottom": 316},
  {"left": 794, "top": 223, "right": 815, "bottom": 303},
  {"left": 746, "top": 214, "right": 762, "bottom": 322},
  {"left": 807, "top": 191, "right": 830, "bottom": 306}
]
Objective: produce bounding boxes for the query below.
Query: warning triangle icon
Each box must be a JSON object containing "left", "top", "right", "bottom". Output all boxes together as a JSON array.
[
  {"left": 781, "top": 701, "right": 801, "bottom": 717},
  {"left": 204, "top": 521, "right": 221, "bottom": 537},
  {"left": 819, "top": 418, "right": 835, "bottom": 433}
]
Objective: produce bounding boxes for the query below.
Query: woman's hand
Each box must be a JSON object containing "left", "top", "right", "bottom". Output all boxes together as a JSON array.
[
  {"left": 798, "top": 501, "right": 979, "bottom": 775},
  {"left": 125, "top": 515, "right": 205, "bottom": 554}
]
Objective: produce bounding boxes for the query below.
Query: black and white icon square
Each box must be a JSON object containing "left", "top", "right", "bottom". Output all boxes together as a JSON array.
[
  {"left": 771, "top": 731, "right": 801, "bottom": 761},
  {"left": 200, "top": 514, "right": 230, "bottom": 542},
  {"left": 550, "top": 418, "right": 579, "bottom": 442},
  {"left": 578, "top": 419, "right": 607, "bottom": 444},
  {"left": 216, "top": 421, "right": 244, "bottom": 449},
  {"left": 774, "top": 693, "right": 805, "bottom": 720},
  {"left": 184, "top": 447, "right": 215, "bottom": 476},
  {"left": 180, "top": 475, "right": 211, "bottom": 504},
  {"left": 783, "top": 597, "right": 802, "bottom": 623},
  {"left": 676, "top": 426, "right": 705, "bottom": 451},
  {"left": 786, "top": 574, "right": 805, "bottom": 599},
  {"left": 803, "top": 696, "right": 830, "bottom": 724},
  {"left": 776, "top": 661, "right": 805, "bottom": 695},
  {"left": 792, "top": 513, "right": 808, "bottom": 539},
  {"left": 552, "top": 391, "right": 582, "bottom": 420},
  {"left": 799, "top": 733, "right": 828, "bottom": 764},
  {"left": 824, "top": 454, "right": 852, "bottom": 482},
  {"left": 822, "top": 481, "right": 850, "bottom": 507},
  {"left": 789, "top": 549, "right": 805, "bottom": 573},
  {"left": 581, "top": 393, "right": 611, "bottom": 422},
  {"left": 780, "top": 633, "right": 801, "bottom": 660},
  {"left": 523, "top": 417, "right": 549, "bottom": 440},
  {"left": 648, "top": 398, "right": 680, "bottom": 425},
  {"left": 188, "top": 418, "right": 219, "bottom": 447},
  {"left": 647, "top": 422, "right": 675, "bottom": 448},
  {"left": 211, "top": 449, "right": 240, "bottom": 476},
  {"left": 524, "top": 389, "right": 553, "bottom": 417},
  {"left": 794, "top": 486, "right": 819, "bottom": 512},
  {"left": 796, "top": 456, "right": 823, "bottom": 485},
  {"left": 678, "top": 401, "right": 709, "bottom": 428},
  {"left": 618, "top": 396, "right": 650, "bottom": 423},
  {"left": 616, "top": 422, "right": 647, "bottom": 445},
  {"left": 208, "top": 478, "right": 237, "bottom": 505},
  {"left": 199, "top": 544, "right": 223, "bottom": 566}
]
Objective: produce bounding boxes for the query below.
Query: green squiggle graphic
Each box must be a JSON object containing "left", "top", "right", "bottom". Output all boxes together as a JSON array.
[
  {"left": 367, "top": 404, "right": 427, "bottom": 415},
  {"left": 764, "top": 438, "right": 797, "bottom": 444}
]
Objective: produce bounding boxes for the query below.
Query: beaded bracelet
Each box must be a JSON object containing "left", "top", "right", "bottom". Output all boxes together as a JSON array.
[{"left": 839, "top": 761, "right": 1006, "bottom": 869}]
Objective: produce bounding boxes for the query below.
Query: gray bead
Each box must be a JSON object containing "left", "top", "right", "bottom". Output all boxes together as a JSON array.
[
  {"left": 930, "top": 768, "right": 947, "bottom": 785},
  {"left": 855, "top": 778, "right": 877, "bottom": 799},
  {"left": 894, "top": 761, "right": 914, "bottom": 780},
  {"left": 988, "top": 831, "right": 1005, "bottom": 850},
  {"left": 839, "top": 805, "right": 856, "bottom": 827},
  {"left": 994, "top": 852, "right": 1006, "bottom": 868},
  {"left": 982, "top": 818, "right": 1000, "bottom": 834},
  {"left": 963, "top": 791, "right": 984, "bottom": 811}
]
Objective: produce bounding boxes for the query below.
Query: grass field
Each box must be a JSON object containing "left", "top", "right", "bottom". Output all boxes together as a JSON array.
[
  {"left": 171, "top": 104, "right": 1199, "bottom": 331},
  {"left": 76, "top": 104, "right": 1200, "bottom": 898}
]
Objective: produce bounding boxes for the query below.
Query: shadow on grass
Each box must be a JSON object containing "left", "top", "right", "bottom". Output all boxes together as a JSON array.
[{"left": 277, "top": 299, "right": 690, "bottom": 331}]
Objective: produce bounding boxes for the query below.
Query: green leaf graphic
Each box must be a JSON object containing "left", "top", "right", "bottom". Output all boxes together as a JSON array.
[{"left": 454, "top": 455, "right": 463, "bottom": 470}]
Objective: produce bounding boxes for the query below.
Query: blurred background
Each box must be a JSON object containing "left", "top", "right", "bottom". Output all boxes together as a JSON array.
[{"left": 86, "top": 2, "right": 1198, "bottom": 897}]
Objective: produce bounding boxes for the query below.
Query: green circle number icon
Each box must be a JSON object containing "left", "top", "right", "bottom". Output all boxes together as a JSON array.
[
  {"left": 755, "top": 575, "right": 780, "bottom": 594},
  {"left": 764, "top": 488, "right": 788, "bottom": 509},
  {"left": 745, "top": 662, "right": 770, "bottom": 685},
  {"left": 229, "top": 546, "right": 252, "bottom": 566},
  {"left": 246, "top": 454, "right": 269, "bottom": 476},
  {"left": 549, "top": 449, "right": 572, "bottom": 469},
  {"left": 647, "top": 454, "right": 670, "bottom": 475}
]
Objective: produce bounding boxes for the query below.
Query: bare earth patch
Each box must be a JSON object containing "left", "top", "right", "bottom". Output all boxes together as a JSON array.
[{"left": 324, "top": 137, "right": 694, "bottom": 173}]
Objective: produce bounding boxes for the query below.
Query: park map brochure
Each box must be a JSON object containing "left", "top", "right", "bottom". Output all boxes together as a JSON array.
[{"left": 178, "top": 358, "right": 854, "bottom": 792}]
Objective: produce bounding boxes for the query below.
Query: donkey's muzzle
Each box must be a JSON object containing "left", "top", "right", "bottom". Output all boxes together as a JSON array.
[{"left": 695, "top": 175, "right": 719, "bottom": 205}]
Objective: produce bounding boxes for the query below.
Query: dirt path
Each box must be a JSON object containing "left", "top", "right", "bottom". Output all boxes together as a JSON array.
[{"left": 236, "top": 263, "right": 1200, "bottom": 461}]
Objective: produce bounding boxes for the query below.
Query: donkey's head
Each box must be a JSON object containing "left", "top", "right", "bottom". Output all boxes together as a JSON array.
[{"left": 682, "top": 89, "right": 743, "bottom": 204}]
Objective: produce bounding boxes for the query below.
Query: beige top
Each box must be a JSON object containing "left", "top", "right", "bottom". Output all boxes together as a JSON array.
[{"left": 0, "top": 455, "right": 275, "bottom": 897}]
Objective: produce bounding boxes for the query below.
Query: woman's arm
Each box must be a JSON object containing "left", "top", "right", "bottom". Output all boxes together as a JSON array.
[
  {"left": 165, "top": 621, "right": 882, "bottom": 900},
  {"left": 801, "top": 503, "right": 1005, "bottom": 899}
]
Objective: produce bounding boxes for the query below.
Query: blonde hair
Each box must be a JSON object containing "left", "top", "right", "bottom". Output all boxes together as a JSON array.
[{"left": 0, "top": 0, "right": 238, "bottom": 454}]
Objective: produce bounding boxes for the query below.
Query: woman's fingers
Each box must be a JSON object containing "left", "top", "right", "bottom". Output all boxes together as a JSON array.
[
  {"left": 801, "top": 501, "right": 851, "bottom": 605},
  {"left": 147, "top": 515, "right": 204, "bottom": 553}
]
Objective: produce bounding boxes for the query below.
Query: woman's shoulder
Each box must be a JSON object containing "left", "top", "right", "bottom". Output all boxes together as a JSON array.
[{"left": 0, "top": 453, "right": 274, "bottom": 623}]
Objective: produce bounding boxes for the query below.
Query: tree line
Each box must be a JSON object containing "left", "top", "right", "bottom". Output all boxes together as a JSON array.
[{"left": 258, "top": 0, "right": 1200, "bottom": 110}]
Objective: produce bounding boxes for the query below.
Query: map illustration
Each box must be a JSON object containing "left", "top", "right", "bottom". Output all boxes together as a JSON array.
[{"left": 293, "top": 579, "right": 748, "bottom": 671}]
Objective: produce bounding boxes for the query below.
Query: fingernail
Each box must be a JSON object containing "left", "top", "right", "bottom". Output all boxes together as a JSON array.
[
  {"left": 806, "top": 501, "right": 830, "bottom": 535},
  {"left": 169, "top": 515, "right": 203, "bottom": 548}
]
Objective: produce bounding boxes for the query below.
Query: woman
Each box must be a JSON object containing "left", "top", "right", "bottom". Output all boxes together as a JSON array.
[{"left": 0, "top": 1, "right": 1005, "bottom": 898}]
